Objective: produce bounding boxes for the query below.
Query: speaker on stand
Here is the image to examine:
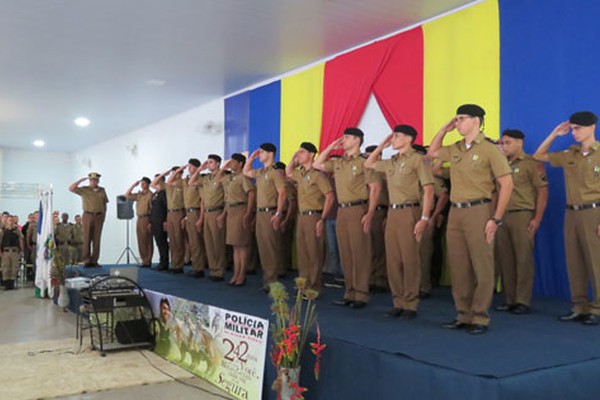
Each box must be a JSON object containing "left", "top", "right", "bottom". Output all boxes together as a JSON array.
[{"left": 115, "top": 195, "right": 139, "bottom": 265}]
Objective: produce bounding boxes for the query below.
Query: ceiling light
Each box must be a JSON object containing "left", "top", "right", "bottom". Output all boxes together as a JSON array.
[
  {"left": 33, "top": 140, "right": 45, "bottom": 147},
  {"left": 74, "top": 117, "right": 91, "bottom": 127}
]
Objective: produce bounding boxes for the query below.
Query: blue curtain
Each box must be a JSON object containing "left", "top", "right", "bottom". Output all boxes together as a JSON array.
[
  {"left": 500, "top": 0, "right": 600, "bottom": 299},
  {"left": 224, "top": 92, "right": 250, "bottom": 157},
  {"left": 249, "top": 81, "right": 281, "bottom": 169}
]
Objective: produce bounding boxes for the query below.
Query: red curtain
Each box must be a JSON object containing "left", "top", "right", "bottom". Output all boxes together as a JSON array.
[{"left": 373, "top": 28, "right": 424, "bottom": 144}]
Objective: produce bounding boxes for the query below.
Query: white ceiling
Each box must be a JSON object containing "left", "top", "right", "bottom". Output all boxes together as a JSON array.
[{"left": 0, "top": 0, "right": 476, "bottom": 153}]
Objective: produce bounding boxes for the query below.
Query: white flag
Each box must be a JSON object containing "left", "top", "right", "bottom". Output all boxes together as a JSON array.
[{"left": 35, "top": 190, "right": 54, "bottom": 296}]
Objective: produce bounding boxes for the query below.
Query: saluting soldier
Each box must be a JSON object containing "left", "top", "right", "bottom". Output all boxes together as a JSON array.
[
  {"left": 150, "top": 174, "right": 170, "bottom": 270},
  {"left": 221, "top": 153, "right": 256, "bottom": 286},
  {"left": 534, "top": 111, "right": 600, "bottom": 325},
  {"left": 314, "top": 128, "right": 382, "bottom": 309},
  {"left": 243, "top": 143, "right": 287, "bottom": 293},
  {"left": 54, "top": 213, "right": 74, "bottom": 266},
  {"left": 69, "top": 172, "right": 109, "bottom": 267},
  {"left": 365, "top": 125, "right": 434, "bottom": 319},
  {"left": 0, "top": 215, "right": 24, "bottom": 290},
  {"left": 494, "top": 130, "right": 548, "bottom": 314},
  {"left": 364, "top": 144, "right": 390, "bottom": 293},
  {"left": 125, "top": 177, "right": 154, "bottom": 268},
  {"left": 194, "top": 155, "right": 227, "bottom": 281},
  {"left": 286, "top": 142, "right": 335, "bottom": 295},
  {"left": 154, "top": 166, "right": 185, "bottom": 273},
  {"left": 428, "top": 104, "right": 513, "bottom": 335}
]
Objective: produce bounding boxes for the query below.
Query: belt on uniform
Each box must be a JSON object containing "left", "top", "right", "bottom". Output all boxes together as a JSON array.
[
  {"left": 451, "top": 198, "right": 491, "bottom": 209},
  {"left": 168, "top": 208, "right": 184, "bottom": 213},
  {"left": 2, "top": 247, "right": 19, "bottom": 252},
  {"left": 338, "top": 200, "right": 368, "bottom": 208},
  {"left": 508, "top": 209, "right": 534, "bottom": 213},
  {"left": 390, "top": 202, "right": 420, "bottom": 210},
  {"left": 206, "top": 206, "right": 224, "bottom": 213},
  {"left": 185, "top": 208, "right": 200, "bottom": 213},
  {"left": 227, "top": 202, "right": 247, "bottom": 208},
  {"left": 375, "top": 205, "right": 389, "bottom": 211},
  {"left": 566, "top": 202, "right": 600, "bottom": 211},
  {"left": 84, "top": 211, "right": 104, "bottom": 215},
  {"left": 138, "top": 214, "right": 150, "bottom": 217},
  {"left": 257, "top": 207, "right": 277, "bottom": 213},
  {"left": 298, "top": 209, "right": 323, "bottom": 216}
]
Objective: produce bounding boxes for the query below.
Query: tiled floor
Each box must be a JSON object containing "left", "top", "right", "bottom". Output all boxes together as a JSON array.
[{"left": 1, "top": 284, "right": 233, "bottom": 400}]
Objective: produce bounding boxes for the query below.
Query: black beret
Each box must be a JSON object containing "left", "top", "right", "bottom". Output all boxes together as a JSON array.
[
  {"left": 394, "top": 124, "right": 418, "bottom": 138},
  {"left": 365, "top": 145, "right": 378, "bottom": 153},
  {"left": 273, "top": 161, "right": 286, "bottom": 170},
  {"left": 502, "top": 129, "right": 525, "bottom": 140},
  {"left": 300, "top": 142, "right": 318, "bottom": 153},
  {"left": 171, "top": 166, "right": 180, "bottom": 171},
  {"left": 569, "top": 111, "right": 598, "bottom": 126},
  {"left": 412, "top": 144, "right": 427, "bottom": 155},
  {"left": 188, "top": 158, "right": 201, "bottom": 167},
  {"left": 260, "top": 142, "right": 277, "bottom": 153},
  {"left": 208, "top": 154, "right": 222, "bottom": 163},
  {"left": 344, "top": 127, "right": 364, "bottom": 138},
  {"left": 141, "top": 177, "right": 151, "bottom": 184},
  {"left": 88, "top": 172, "right": 101, "bottom": 179},
  {"left": 231, "top": 153, "right": 246, "bottom": 164},
  {"left": 456, "top": 104, "right": 486, "bottom": 118}
]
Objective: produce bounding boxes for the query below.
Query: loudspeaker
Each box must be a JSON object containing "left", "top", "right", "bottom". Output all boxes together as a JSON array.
[
  {"left": 116, "top": 195, "right": 134, "bottom": 220},
  {"left": 115, "top": 319, "right": 151, "bottom": 344}
]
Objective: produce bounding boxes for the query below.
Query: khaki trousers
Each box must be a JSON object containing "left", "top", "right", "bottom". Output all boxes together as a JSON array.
[
  {"left": 419, "top": 226, "right": 434, "bottom": 293},
  {"left": 204, "top": 211, "right": 227, "bottom": 278},
  {"left": 167, "top": 210, "right": 185, "bottom": 269},
  {"left": 336, "top": 204, "right": 372, "bottom": 303},
  {"left": 255, "top": 211, "right": 282, "bottom": 285},
  {"left": 385, "top": 208, "right": 421, "bottom": 311},
  {"left": 370, "top": 208, "right": 388, "bottom": 288},
  {"left": 446, "top": 204, "right": 494, "bottom": 326},
  {"left": 565, "top": 208, "right": 600, "bottom": 315},
  {"left": 296, "top": 214, "right": 325, "bottom": 292},
  {"left": 495, "top": 211, "right": 535, "bottom": 306},
  {"left": 1, "top": 249, "right": 19, "bottom": 280},
  {"left": 185, "top": 210, "right": 207, "bottom": 272},
  {"left": 82, "top": 212, "right": 105, "bottom": 264},
  {"left": 136, "top": 216, "right": 153, "bottom": 266}
]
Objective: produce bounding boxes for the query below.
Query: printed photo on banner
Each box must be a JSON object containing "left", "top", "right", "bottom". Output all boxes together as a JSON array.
[{"left": 145, "top": 289, "right": 269, "bottom": 400}]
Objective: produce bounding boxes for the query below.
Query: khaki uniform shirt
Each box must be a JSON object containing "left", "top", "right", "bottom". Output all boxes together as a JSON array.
[
  {"left": 438, "top": 133, "right": 512, "bottom": 203},
  {"left": 248, "top": 165, "right": 286, "bottom": 208},
  {"left": 129, "top": 190, "right": 153, "bottom": 216},
  {"left": 373, "top": 148, "right": 434, "bottom": 204},
  {"left": 507, "top": 151, "right": 548, "bottom": 210},
  {"left": 182, "top": 177, "right": 201, "bottom": 209},
  {"left": 73, "top": 186, "right": 109, "bottom": 213},
  {"left": 166, "top": 178, "right": 185, "bottom": 210},
  {"left": 291, "top": 167, "right": 332, "bottom": 212},
  {"left": 223, "top": 172, "right": 255, "bottom": 204},
  {"left": 200, "top": 173, "right": 225, "bottom": 209},
  {"left": 27, "top": 221, "right": 38, "bottom": 246},
  {"left": 548, "top": 141, "right": 600, "bottom": 204},
  {"left": 55, "top": 223, "right": 74, "bottom": 244},
  {"left": 322, "top": 153, "right": 382, "bottom": 203}
]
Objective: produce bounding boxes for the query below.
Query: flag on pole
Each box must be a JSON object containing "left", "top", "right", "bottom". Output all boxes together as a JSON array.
[{"left": 35, "top": 190, "right": 54, "bottom": 296}]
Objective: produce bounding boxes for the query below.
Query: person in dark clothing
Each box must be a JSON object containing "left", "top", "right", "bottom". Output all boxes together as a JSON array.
[{"left": 151, "top": 174, "right": 170, "bottom": 270}]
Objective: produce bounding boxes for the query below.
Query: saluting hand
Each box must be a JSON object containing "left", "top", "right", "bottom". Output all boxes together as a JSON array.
[
  {"left": 551, "top": 121, "right": 571, "bottom": 137},
  {"left": 380, "top": 133, "right": 393, "bottom": 149},
  {"left": 249, "top": 149, "right": 261, "bottom": 160},
  {"left": 442, "top": 118, "right": 457, "bottom": 134},
  {"left": 484, "top": 220, "right": 498, "bottom": 244}
]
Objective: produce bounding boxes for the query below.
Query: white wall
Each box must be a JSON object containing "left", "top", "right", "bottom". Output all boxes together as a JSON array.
[
  {"left": 1, "top": 149, "right": 74, "bottom": 222},
  {"left": 358, "top": 94, "right": 397, "bottom": 158},
  {"left": 71, "top": 98, "right": 225, "bottom": 264}
]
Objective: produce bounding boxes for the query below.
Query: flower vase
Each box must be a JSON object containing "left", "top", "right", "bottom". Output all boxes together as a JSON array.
[
  {"left": 278, "top": 366, "right": 301, "bottom": 400},
  {"left": 57, "top": 285, "right": 70, "bottom": 309}
]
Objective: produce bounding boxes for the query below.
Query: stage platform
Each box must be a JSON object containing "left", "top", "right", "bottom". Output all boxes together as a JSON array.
[{"left": 69, "top": 265, "right": 600, "bottom": 400}]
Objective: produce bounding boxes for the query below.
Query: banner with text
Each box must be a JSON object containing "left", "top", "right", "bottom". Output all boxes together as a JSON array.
[{"left": 145, "top": 289, "right": 269, "bottom": 400}]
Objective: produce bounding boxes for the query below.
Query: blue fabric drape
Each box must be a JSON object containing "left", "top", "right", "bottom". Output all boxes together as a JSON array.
[
  {"left": 224, "top": 92, "right": 250, "bottom": 157},
  {"left": 249, "top": 81, "right": 281, "bottom": 169}
]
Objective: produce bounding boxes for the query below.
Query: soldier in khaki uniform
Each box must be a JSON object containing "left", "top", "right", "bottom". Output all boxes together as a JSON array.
[
  {"left": 69, "top": 172, "right": 109, "bottom": 267},
  {"left": 195, "top": 154, "right": 227, "bottom": 281},
  {"left": 428, "top": 104, "right": 513, "bottom": 334},
  {"left": 221, "top": 153, "right": 256, "bottom": 286},
  {"left": 243, "top": 143, "right": 287, "bottom": 293},
  {"left": 154, "top": 166, "right": 186, "bottom": 273},
  {"left": 0, "top": 215, "right": 23, "bottom": 290},
  {"left": 494, "top": 130, "right": 548, "bottom": 314},
  {"left": 125, "top": 177, "right": 154, "bottom": 268},
  {"left": 286, "top": 142, "right": 335, "bottom": 294},
  {"left": 182, "top": 159, "right": 209, "bottom": 277},
  {"left": 72, "top": 214, "right": 83, "bottom": 264},
  {"left": 534, "top": 111, "right": 600, "bottom": 325},
  {"left": 366, "top": 125, "right": 434, "bottom": 319},
  {"left": 315, "top": 128, "right": 383, "bottom": 309},
  {"left": 364, "top": 145, "right": 390, "bottom": 293},
  {"left": 54, "top": 213, "right": 74, "bottom": 266}
]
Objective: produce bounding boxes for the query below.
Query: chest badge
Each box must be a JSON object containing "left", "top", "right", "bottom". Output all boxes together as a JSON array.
[{"left": 472, "top": 154, "right": 479, "bottom": 161}]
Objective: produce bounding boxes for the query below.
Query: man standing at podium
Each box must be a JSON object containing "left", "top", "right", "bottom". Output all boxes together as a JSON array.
[{"left": 69, "top": 172, "right": 109, "bottom": 267}]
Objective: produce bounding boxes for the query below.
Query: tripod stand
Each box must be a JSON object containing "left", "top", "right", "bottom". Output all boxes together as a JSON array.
[{"left": 116, "top": 218, "right": 140, "bottom": 265}]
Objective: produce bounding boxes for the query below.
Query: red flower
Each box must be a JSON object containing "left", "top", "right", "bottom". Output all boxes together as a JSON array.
[
  {"left": 289, "top": 382, "right": 308, "bottom": 400},
  {"left": 310, "top": 323, "right": 326, "bottom": 380}
]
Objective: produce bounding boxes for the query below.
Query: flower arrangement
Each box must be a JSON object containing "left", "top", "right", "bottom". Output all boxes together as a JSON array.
[
  {"left": 50, "top": 251, "right": 66, "bottom": 287},
  {"left": 269, "top": 277, "right": 326, "bottom": 399}
]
